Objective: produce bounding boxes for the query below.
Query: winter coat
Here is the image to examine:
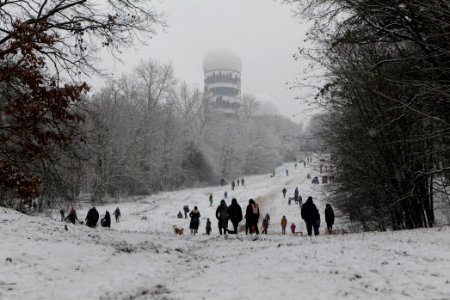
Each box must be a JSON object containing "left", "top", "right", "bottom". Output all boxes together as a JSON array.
[
  {"left": 262, "top": 216, "right": 269, "bottom": 228},
  {"left": 227, "top": 200, "right": 243, "bottom": 224},
  {"left": 85, "top": 207, "right": 99, "bottom": 228},
  {"left": 66, "top": 211, "right": 78, "bottom": 224},
  {"left": 245, "top": 203, "right": 260, "bottom": 224},
  {"left": 216, "top": 202, "right": 229, "bottom": 228},
  {"left": 183, "top": 205, "right": 190, "bottom": 213},
  {"left": 113, "top": 208, "right": 121, "bottom": 217},
  {"left": 325, "top": 205, "right": 335, "bottom": 226},
  {"left": 101, "top": 212, "right": 111, "bottom": 228},
  {"left": 301, "top": 198, "right": 320, "bottom": 225},
  {"left": 290, "top": 223, "right": 296, "bottom": 232},
  {"left": 189, "top": 209, "right": 200, "bottom": 229},
  {"left": 281, "top": 216, "right": 287, "bottom": 227}
]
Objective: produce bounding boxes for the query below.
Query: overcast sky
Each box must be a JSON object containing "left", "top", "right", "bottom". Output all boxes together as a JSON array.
[{"left": 95, "top": 0, "right": 316, "bottom": 122}]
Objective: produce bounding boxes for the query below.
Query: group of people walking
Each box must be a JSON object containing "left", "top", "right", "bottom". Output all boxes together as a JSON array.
[
  {"left": 185, "top": 194, "right": 335, "bottom": 237},
  {"left": 61, "top": 206, "right": 121, "bottom": 228}
]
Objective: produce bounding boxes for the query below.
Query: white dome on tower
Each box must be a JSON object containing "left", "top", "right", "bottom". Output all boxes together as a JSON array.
[{"left": 203, "top": 48, "right": 242, "bottom": 73}]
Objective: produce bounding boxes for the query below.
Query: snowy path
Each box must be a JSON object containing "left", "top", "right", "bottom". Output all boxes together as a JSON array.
[{"left": 1, "top": 162, "right": 450, "bottom": 299}]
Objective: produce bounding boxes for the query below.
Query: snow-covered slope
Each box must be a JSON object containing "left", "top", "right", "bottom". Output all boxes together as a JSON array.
[{"left": 1, "top": 161, "right": 450, "bottom": 299}]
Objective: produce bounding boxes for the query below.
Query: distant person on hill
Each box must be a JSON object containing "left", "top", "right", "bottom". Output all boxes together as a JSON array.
[
  {"left": 220, "top": 178, "right": 225, "bottom": 186},
  {"left": 183, "top": 205, "right": 190, "bottom": 219},
  {"left": 282, "top": 187, "right": 287, "bottom": 198},
  {"left": 65, "top": 207, "right": 78, "bottom": 224},
  {"left": 304, "top": 161, "right": 306, "bottom": 167},
  {"left": 281, "top": 216, "right": 287, "bottom": 234},
  {"left": 286, "top": 169, "right": 289, "bottom": 176},
  {"left": 295, "top": 162, "right": 297, "bottom": 169},
  {"left": 237, "top": 179, "right": 240, "bottom": 186},
  {"left": 209, "top": 193, "right": 213, "bottom": 206},
  {"left": 245, "top": 199, "right": 260, "bottom": 235},
  {"left": 206, "top": 218, "right": 212, "bottom": 235},
  {"left": 294, "top": 187, "right": 299, "bottom": 203},
  {"left": 113, "top": 207, "right": 121, "bottom": 222},
  {"left": 189, "top": 206, "right": 200, "bottom": 234},
  {"left": 216, "top": 200, "right": 229, "bottom": 235},
  {"left": 227, "top": 198, "right": 243, "bottom": 234},
  {"left": 224, "top": 191, "right": 228, "bottom": 199},
  {"left": 325, "top": 203, "right": 335, "bottom": 234},
  {"left": 60, "top": 208, "right": 65, "bottom": 222},
  {"left": 231, "top": 181, "right": 235, "bottom": 191},
  {"left": 241, "top": 178, "right": 245, "bottom": 186},
  {"left": 301, "top": 196, "right": 321, "bottom": 236},
  {"left": 85, "top": 207, "right": 99, "bottom": 228},
  {"left": 101, "top": 211, "right": 111, "bottom": 228}
]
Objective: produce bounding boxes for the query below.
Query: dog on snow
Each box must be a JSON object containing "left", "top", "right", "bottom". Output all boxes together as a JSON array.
[{"left": 173, "top": 225, "right": 184, "bottom": 235}]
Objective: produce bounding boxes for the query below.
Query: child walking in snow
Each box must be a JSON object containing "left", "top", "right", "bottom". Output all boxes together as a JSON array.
[{"left": 290, "top": 223, "right": 296, "bottom": 234}]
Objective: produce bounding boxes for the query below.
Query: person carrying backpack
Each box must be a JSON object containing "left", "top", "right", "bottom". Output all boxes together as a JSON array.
[{"left": 245, "top": 199, "right": 260, "bottom": 235}]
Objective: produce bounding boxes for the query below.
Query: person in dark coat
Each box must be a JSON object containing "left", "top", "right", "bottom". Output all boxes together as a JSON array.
[
  {"left": 227, "top": 198, "right": 243, "bottom": 234},
  {"left": 282, "top": 187, "right": 287, "bottom": 198},
  {"left": 101, "top": 211, "right": 111, "bottom": 228},
  {"left": 231, "top": 181, "right": 235, "bottom": 191},
  {"left": 65, "top": 207, "right": 78, "bottom": 224},
  {"left": 60, "top": 209, "right": 65, "bottom": 222},
  {"left": 113, "top": 207, "right": 121, "bottom": 222},
  {"left": 206, "top": 218, "right": 212, "bottom": 235},
  {"left": 245, "top": 199, "right": 260, "bottom": 235},
  {"left": 262, "top": 213, "right": 270, "bottom": 234},
  {"left": 216, "top": 200, "right": 229, "bottom": 235},
  {"left": 189, "top": 206, "right": 200, "bottom": 234},
  {"left": 325, "top": 203, "right": 335, "bottom": 234},
  {"left": 294, "top": 187, "right": 299, "bottom": 203},
  {"left": 301, "top": 196, "right": 320, "bottom": 236},
  {"left": 241, "top": 178, "right": 245, "bottom": 186},
  {"left": 85, "top": 207, "right": 99, "bottom": 228}
]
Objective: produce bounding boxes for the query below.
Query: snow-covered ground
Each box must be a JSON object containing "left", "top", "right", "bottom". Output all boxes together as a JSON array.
[{"left": 1, "top": 161, "right": 450, "bottom": 300}]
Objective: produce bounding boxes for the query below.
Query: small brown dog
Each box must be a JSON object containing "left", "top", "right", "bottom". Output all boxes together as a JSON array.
[{"left": 173, "top": 225, "right": 184, "bottom": 235}]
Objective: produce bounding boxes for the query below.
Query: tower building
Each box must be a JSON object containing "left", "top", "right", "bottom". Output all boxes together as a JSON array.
[{"left": 203, "top": 49, "right": 242, "bottom": 116}]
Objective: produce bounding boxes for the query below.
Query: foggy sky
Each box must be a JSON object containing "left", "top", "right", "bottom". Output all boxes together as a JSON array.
[{"left": 95, "top": 0, "right": 315, "bottom": 123}]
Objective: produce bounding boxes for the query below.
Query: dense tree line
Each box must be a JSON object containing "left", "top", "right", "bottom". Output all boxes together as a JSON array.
[
  {"left": 78, "top": 61, "right": 302, "bottom": 201},
  {"left": 0, "top": 0, "right": 163, "bottom": 208},
  {"left": 288, "top": 0, "right": 450, "bottom": 230}
]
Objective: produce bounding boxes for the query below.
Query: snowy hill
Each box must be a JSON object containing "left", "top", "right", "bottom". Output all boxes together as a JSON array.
[{"left": 1, "top": 161, "right": 450, "bottom": 299}]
